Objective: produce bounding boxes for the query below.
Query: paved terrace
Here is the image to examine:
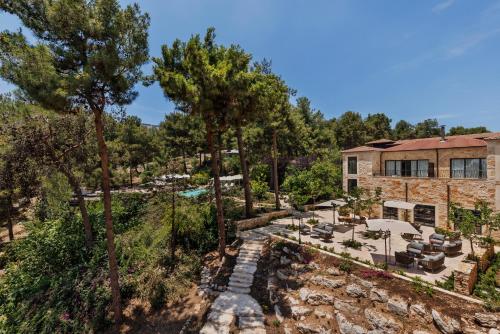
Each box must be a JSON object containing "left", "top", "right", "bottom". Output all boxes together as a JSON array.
[{"left": 246, "top": 209, "right": 472, "bottom": 284}]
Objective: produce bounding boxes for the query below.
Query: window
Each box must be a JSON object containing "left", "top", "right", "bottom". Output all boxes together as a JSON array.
[
  {"left": 414, "top": 205, "right": 435, "bottom": 227},
  {"left": 348, "top": 157, "right": 357, "bottom": 175},
  {"left": 383, "top": 206, "right": 398, "bottom": 220},
  {"left": 385, "top": 160, "right": 429, "bottom": 177},
  {"left": 450, "top": 158, "right": 487, "bottom": 179},
  {"left": 347, "top": 179, "right": 357, "bottom": 193}
]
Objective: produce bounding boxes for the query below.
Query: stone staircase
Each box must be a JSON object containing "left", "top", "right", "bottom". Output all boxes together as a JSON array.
[{"left": 200, "top": 234, "right": 268, "bottom": 334}]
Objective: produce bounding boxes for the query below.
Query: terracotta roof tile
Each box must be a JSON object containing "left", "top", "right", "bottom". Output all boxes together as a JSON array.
[{"left": 342, "top": 132, "right": 500, "bottom": 153}]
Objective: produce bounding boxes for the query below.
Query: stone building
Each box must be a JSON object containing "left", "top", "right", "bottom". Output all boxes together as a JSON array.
[{"left": 341, "top": 131, "right": 500, "bottom": 237}]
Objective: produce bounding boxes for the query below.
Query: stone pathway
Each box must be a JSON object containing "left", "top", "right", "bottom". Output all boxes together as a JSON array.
[{"left": 200, "top": 233, "right": 268, "bottom": 334}]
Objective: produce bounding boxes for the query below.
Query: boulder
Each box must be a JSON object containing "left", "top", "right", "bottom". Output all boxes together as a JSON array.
[
  {"left": 327, "top": 267, "right": 342, "bottom": 276},
  {"left": 346, "top": 283, "right": 368, "bottom": 298},
  {"left": 296, "top": 322, "right": 331, "bottom": 334},
  {"left": 310, "top": 275, "right": 345, "bottom": 289},
  {"left": 334, "top": 299, "right": 361, "bottom": 314},
  {"left": 474, "top": 313, "right": 498, "bottom": 328},
  {"left": 387, "top": 297, "right": 409, "bottom": 317},
  {"left": 291, "top": 306, "right": 313, "bottom": 319},
  {"left": 335, "top": 311, "right": 368, "bottom": 334},
  {"left": 281, "top": 256, "right": 292, "bottom": 265},
  {"left": 431, "top": 309, "right": 461, "bottom": 334},
  {"left": 274, "top": 305, "right": 284, "bottom": 322},
  {"left": 489, "top": 329, "right": 500, "bottom": 334},
  {"left": 410, "top": 304, "right": 432, "bottom": 323},
  {"left": 287, "top": 295, "right": 300, "bottom": 305},
  {"left": 369, "top": 288, "right": 388, "bottom": 303},
  {"left": 299, "top": 287, "right": 335, "bottom": 305},
  {"left": 314, "top": 309, "right": 333, "bottom": 319},
  {"left": 276, "top": 269, "right": 288, "bottom": 280},
  {"left": 355, "top": 277, "right": 374, "bottom": 289},
  {"left": 413, "top": 331, "right": 432, "bottom": 334},
  {"left": 364, "top": 309, "right": 403, "bottom": 334}
]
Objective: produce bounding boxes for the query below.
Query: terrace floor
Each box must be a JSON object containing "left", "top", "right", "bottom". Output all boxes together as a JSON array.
[{"left": 247, "top": 209, "right": 472, "bottom": 284}]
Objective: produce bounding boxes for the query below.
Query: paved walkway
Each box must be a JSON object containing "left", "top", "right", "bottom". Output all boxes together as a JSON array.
[{"left": 200, "top": 233, "right": 268, "bottom": 334}]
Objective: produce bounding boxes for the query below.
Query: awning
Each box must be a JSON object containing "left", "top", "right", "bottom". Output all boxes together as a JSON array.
[
  {"left": 366, "top": 219, "right": 421, "bottom": 235},
  {"left": 383, "top": 200, "right": 415, "bottom": 210},
  {"left": 315, "top": 199, "right": 347, "bottom": 208}
]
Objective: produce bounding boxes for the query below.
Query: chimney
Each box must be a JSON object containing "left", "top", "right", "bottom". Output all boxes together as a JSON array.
[{"left": 440, "top": 125, "right": 446, "bottom": 142}]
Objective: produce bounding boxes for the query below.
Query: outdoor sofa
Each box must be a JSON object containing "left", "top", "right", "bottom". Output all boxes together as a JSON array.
[
  {"left": 311, "top": 223, "right": 334, "bottom": 241},
  {"left": 418, "top": 252, "right": 445, "bottom": 272},
  {"left": 435, "top": 240, "right": 462, "bottom": 256}
]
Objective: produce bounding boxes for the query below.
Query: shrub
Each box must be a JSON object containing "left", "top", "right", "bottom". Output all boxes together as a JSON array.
[
  {"left": 435, "top": 273, "right": 454, "bottom": 291},
  {"left": 474, "top": 252, "right": 500, "bottom": 311},
  {"left": 251, "top": 164, "right": 270, "bottom": 183},
  {"left": 339, "top": 259, "right": 352, "bottom": 273},
  {"left": 360, "top": 269, "right": 392, "bottom": 279},
  {"left": 411, "top": 276, "right": 434, "bottom": 297},
  {"left": 342, "top": 239, "right": 362, "bottom": 250},
  {"left": 307, "top": 218, "right": 319, "bottom": 225},
  {"left": 251, "top": 180, "right": 269, "bottom": 201},
  {"left": 191, "top": 172, "right": 209, "bottom": 186}
]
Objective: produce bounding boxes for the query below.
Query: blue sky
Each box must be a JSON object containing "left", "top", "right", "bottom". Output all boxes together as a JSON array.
[{"left": 1, "top": 0, "right": 500, "bottom": 130}]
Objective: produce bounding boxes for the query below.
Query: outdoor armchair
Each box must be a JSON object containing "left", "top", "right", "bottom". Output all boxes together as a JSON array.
[
  {"left": 438, "top": 240, "right": 462, "bottom": 256},
  {"left": 395, "top": 251, "right": 414, "bottom": 267},
  {"left": 418, "top": 252, "right": 445, "bottom": 273},
  {"left": 406, "top": 241, "right": 424, "bottom": 257},
  {"left": 429, "top": 233, "right": 445, "bottom": 246}
]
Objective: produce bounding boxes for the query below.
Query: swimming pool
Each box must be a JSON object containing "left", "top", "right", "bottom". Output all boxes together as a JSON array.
[{"left": 179, "top": 188, "right": 208, "bottom": 198}]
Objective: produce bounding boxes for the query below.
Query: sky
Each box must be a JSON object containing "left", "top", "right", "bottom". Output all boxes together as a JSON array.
[{"left": 1, "top": 0, "right": 500, "bottom": 130}]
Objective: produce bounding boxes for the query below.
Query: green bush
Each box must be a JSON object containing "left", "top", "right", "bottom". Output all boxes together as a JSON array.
[
  {"left": 342, "top": 239, "right": 362, "bottom": 250},
  {"left": 251, "top": 164, "right": 270, "bottom": 183},
  {"left": 435, "top": 273, "right": 454, "bottom": 291},
  {"left": 474, "top": 252, "right": 500, "bottom": 311},
  {"left": 191, "top": 172, "right": 209, "bottom": 186},
  {"left": 251, "top": 180, "right": 269, "bottom": 201}
]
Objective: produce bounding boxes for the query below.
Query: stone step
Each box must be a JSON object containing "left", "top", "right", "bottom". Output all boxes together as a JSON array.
[
  {"left": 240, "top": 328, "right": 266, "bottom": 334},
  {"left": 228, "top": 280, "right": 252, "bottom": 289},
  {"left": 233, "top": 264, "right": 257, "bottom": 274},
  {"left": 229, "top": 272, "right": 254, "bottom": 281},
  {"left": 227, "top": 286, "right": 251, "bottom": 294},
  {"left": 236, "top": 259, "right": 258, "bottom": 266},
  {"left": 207, "top": 311, "right": 234, "bottom": 326},
  {"left": 199, "top": 322, "right": 230, "bottom": 334},
  {"left": 239, "top": 250, "right": 261, "bottom": 256},
  {"left": 238, "top": 316, "right": 265, "bottom": 329},
  {"left": 230, "top": 271, "right": 255, "bottom": 281}
]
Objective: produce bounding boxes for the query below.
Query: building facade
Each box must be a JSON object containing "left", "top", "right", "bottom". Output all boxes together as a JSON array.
[{"left": 341, "top": 132, "right": 500, "bottom": 236}]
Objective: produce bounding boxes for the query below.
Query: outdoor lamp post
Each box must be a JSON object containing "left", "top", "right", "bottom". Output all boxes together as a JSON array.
[
  {"left": 298, "top": 216, "right": 302, "bottom": 245},
  {"left": 332, "top": 202, "right": 337, "bottom": 225}
]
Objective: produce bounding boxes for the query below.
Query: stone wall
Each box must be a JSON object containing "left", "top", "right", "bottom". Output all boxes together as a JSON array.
[
  {"left": 453, "top": 261, "right": 478, "bottom": 295},
  {"left": 234, "top": 210, "right": 289, "bottom": 233}
]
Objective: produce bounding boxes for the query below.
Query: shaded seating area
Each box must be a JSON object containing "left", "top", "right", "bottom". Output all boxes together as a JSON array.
[{"left": 418, "top": 252, "right": 445, "bottom": 272}]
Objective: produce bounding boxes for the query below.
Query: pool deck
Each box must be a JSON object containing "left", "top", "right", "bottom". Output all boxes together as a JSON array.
[{"left": 246, "top": 209, "right": 475, "bottom": 285}]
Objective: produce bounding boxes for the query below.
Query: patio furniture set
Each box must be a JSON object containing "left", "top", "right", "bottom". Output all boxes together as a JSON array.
[{"left": 396, "top": 232, "right": 463, "bottom": 272}]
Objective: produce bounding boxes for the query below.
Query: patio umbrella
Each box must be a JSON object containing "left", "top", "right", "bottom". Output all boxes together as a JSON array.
[
  {"left": 383, "top": 200, "right": 415, "bottom": 222},
  {"left": 315, "top": 199, "right": 347, "bottom": 224}
]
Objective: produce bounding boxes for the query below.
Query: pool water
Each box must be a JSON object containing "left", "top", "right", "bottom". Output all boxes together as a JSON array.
[{"left": 179, "top": 188, "right": 208, "bottom": 198}]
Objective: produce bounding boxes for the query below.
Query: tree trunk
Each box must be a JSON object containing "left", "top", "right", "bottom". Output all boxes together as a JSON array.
[
  {"left": 207, "top": 123, "right": 226, "bottom": 259},
  {"left": 272, "top": 129, "right": 280, "bottom": 210},
  {"left": 63, "top": 169, "right": 93, "bottom": 248},
  {"left": 470, "top": 239, "right": 475, "bottom": 259},
  {"left": 171, "top": 180, "right": 176, "bottom": 261},
  {"left": 199, "top": 151, "right": 202, "bottom": 167},
  {"left": 235, "top": 122, "right": 253, "bottom": 218},
  {"left": 182, "top": 149, "right": 187, "bottom": 173},
  {"left": 93, "top": 109, "right": 122, "bottom": 324},
  {"left": 6, "top": 192, "right": 14, "bottom": 241},
  {"left": 129, "top": 165, "right": 133, "bottom": 188},
  {"left": 217, "top": 131, "right": 223, "bottom": 175}
]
